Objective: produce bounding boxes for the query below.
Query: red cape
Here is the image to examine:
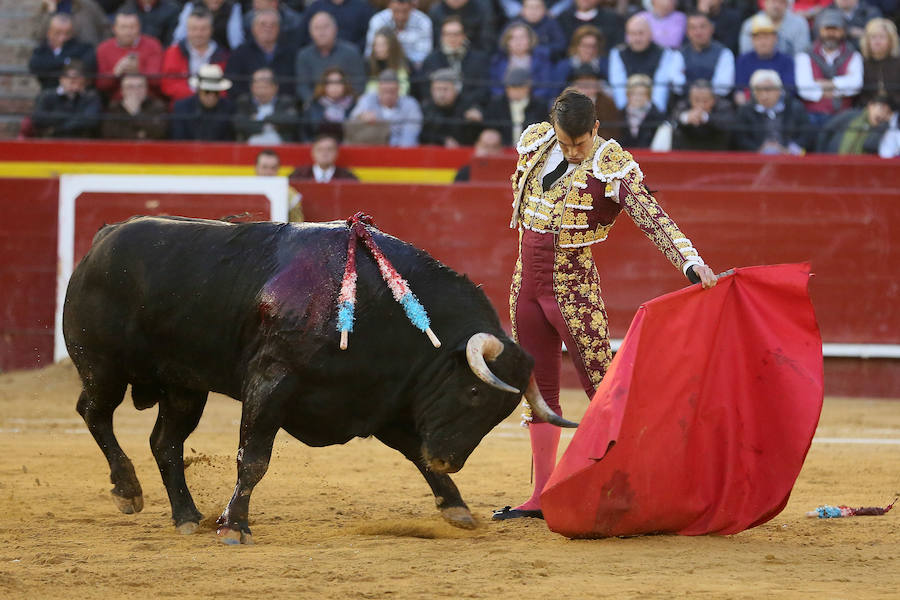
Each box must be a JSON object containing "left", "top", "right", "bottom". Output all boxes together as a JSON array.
[{"left": 541, "top": 263, "right": 823, "bottom": 538}]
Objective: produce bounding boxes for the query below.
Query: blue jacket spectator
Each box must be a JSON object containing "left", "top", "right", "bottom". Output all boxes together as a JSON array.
[
  {"left": 557, "top": 0, "right": 625, "bottom": 50},
  {"left": 550, "top": 25, "right": 608, "bottom": 97},
  {"left": 225, "top": 9, "right": 298, "bottom": 99},
  {"left": 171, "top": 64, "right": 236, "bottom": 140},
  {"left": 681, "top": 13, "right": 734, "bottom": 97},
  {"left": 418, "top": 15, "right": 491, "bottom": 106},
  {"left": 297, "top": 0, "right": 374, "bottom": 52},
  {"left": 512, "top": 0, "right": 568, "bottom": 61},
  {"left": 489, "top": 22, "right": 555, "bottom": 102},
  {"left": 734, "top": 14, "right": 795, "bottom": 103},
  {"left": 29, "top": 13, "right": 97, "bottom": 90}
]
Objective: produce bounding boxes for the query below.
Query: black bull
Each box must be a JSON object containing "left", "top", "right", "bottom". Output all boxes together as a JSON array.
[{"left": 63, "top": 216, "right": 572, "bottom": 544}]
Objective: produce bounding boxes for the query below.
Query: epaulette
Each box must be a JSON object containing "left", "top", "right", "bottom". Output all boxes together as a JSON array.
[
  {"left": 590, "top": 138, "right": 644, "bottom": 184},
  {"left": 516, "top": 122, "right": 554, "bottom": 155}
]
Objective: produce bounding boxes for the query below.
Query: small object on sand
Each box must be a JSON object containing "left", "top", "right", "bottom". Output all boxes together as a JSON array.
[{"left": 806, "top": 498, "right": 897, "bottom": 518}]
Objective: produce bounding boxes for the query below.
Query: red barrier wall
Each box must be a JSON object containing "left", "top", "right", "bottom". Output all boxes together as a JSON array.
[{"left": 1, "top": 144, "right": 898, "bottom": 396}]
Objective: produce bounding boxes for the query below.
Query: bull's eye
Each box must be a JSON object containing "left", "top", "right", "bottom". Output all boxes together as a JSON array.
[{"left": 469, "top": 386, "right": 479, "bottom": 397}]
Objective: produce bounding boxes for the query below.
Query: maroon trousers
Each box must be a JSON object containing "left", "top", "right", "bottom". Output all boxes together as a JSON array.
[{"left": 515, "top": 230, "right": 598, "bottom": 421}]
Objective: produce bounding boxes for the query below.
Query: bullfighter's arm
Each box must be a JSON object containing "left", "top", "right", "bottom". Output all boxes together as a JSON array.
[{"left": 616, "top": 170, "right": 715, "bottom": 287}]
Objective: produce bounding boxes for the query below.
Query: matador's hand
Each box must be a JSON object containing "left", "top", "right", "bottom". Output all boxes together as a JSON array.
[{"left": 693, "top": 265, "right": 718, "bottom": 289}]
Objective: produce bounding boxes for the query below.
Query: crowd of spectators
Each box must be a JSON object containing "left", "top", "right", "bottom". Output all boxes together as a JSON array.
[{"left": 24, "top": 0, "right": 900, "bottom": 156}]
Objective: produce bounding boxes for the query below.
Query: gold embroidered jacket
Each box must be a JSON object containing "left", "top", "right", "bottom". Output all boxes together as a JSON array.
[{"left": 509, "top": 122, "right": 706, "bottom": 390}]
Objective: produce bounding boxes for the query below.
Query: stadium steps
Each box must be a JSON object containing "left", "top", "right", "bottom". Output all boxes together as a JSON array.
[{"left": 0, "top": 2, "right": 41, "bottom": 138}]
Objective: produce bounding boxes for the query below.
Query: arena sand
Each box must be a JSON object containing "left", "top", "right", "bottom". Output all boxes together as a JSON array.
[{"left": 1, "top": 361, "right": 898, "bottom": 599}]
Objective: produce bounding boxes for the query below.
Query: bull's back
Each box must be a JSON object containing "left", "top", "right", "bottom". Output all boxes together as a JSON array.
[{"left": 63, "top": 216, "right": 344, "bottom": 395}]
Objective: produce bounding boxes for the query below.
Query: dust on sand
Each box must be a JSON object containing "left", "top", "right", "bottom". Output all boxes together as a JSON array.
[{"left": 1, "top": 362, "right": 898, "bottom": 599}]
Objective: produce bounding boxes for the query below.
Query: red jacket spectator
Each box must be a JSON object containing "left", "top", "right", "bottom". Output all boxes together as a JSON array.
[
  {"left": 160, "top": 40, "right": 229, "bottom": 102},
  {"left": 96, "top": 34, "right": 164, "bottom": 99}
]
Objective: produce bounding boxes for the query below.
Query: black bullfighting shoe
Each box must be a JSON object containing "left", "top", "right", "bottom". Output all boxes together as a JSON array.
[{"left": 491, "top": 506, "right": 544, "bottom": 521}]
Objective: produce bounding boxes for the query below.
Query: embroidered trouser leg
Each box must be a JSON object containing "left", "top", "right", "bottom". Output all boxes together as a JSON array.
[{"left": 515, "top": 230, "right": 598, "bottom": 423}]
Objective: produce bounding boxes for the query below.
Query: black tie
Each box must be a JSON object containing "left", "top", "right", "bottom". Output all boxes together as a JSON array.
[{"left": 542, "top": 158, "right": 568, "bottom": 191}]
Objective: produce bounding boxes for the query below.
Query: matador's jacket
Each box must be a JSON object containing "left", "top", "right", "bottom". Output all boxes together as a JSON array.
[{"left": 509, "top": 122, "right": 706, "bottom": 389}]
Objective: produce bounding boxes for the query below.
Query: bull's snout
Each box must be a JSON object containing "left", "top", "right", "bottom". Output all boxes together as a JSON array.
[{"left": 422, "top": 446, "right": 462, "bottom": 474}]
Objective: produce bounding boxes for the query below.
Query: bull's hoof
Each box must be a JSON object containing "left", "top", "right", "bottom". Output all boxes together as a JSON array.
[
  {"left": 176, "top": 521, "right": 199, "bottom": 535},
  {"left": 441, "top": 506, "right": 477, "bottom": 530},
  {"left": 111, "top": 492, "right": 144, "bottom": 514},
  {"left": 216, "top": 527, "right": 253, "bottom": 545}
]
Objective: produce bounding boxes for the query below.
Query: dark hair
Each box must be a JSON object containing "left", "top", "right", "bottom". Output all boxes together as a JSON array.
[
  {"left": 255, "top": 148, "right": 280, "bottom": 166},
  {"left": 550, "top": 89, "right": 596, "bottom": 138},
  {"left": 313, "top": 132, "right": 340, "bottom": 145}
]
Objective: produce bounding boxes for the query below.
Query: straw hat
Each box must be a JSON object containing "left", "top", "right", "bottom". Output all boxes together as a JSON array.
[{"left": 189, "top": 63, "right": 233, "bottom": 92}]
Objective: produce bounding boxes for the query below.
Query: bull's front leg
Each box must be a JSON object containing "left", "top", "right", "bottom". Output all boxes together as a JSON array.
[
  {"left": 375, "top": 425, "right": 477, "bottom": 529},
  {"left": 216, "top": 365, "right": 294, "bottom": 545}
]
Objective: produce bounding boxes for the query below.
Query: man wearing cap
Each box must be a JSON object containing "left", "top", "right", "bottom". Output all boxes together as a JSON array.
[
  {"left": 419, "top": 68, "right": 480, "bottom": 146},
  {"left": 493, "top": 89, "right": 717, "bottom": 520},
  {"left": 827, "top": 0, "right": 882, "bottom": 50},
  {"left": 347, "top": 69, "right": 422, "bottom": 146},
  {"left": 795, "top": 8, "right": 863, "bottom": 125},
  {"left": 739, "top": 0, "right": 810, "bottom": 56},
  {"left": 171, "top": 63, "right": 236, "bottom": 140},
  {"left": 734, "top": 14, "right": 796, "bottom": 104},
  {"left": 480, "top": 67, "right": 546, "bottom": 145}
]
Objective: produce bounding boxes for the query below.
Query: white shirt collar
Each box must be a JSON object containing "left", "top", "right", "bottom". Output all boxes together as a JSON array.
[{"left": 312, "top": 164, "right": 336, "bottom": 183}]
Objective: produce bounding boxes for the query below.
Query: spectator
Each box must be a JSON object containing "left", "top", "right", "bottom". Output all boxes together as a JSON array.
[
  {"left": 124, "top": 0, "right": 181, "bottom": 46},
  {"left": 551, "top": 25, "right": 609, "bottom": 97},
  {"left": 739, "top": 0, "right": 811, "bottom": 56},
  {"left": 346, "top": 69, "right": 423, "bottom": 146},
  {"left": 296, "top": 11, "right": 367, "bottom": 106},
  {"left": 161, "top": 8, "right": 229, "bottom": 102},
  {"left": 695, "top": 0, "right": 742, "bottom": 55},
  {"left": 512, "top": 0, "right": 567, "bottom": 60},
  {"left": 489, "top": 22, "right": 555, "bottom": 102},
  {"left": 618, "top": 73, "right": 667, "bottom": 147},
  {"left": 365, "top": 28, "right": 413, "bottom": 95},
  {"left": 795, "top": 9, "right": 863, "bottom": 126},
  {"left": 366, "top": 0, "right": 433, "bottom": 68},
  {"left": 34, "top": 0, "right": 109, "bottom": 46},
  {"left": 609, "top": 14, "right": 686, "bottom": 112},
  {"left": 302, "top": 67, "right": 357, "bottom": 140},
  {"left": 289, "top": 133, "right": 359, "bottom": 183},
  {"left": 95, "top": 10, "right": 164, "bottom": 101},
  {"left": 557, "top": 0, "right": 625, "bottom": 51},
  {"left": 297, "top": 0, "right": 374, "bottom": 51},
  {"left": 171, "top": 63, "right": 236, "bottom": 140},
  {"left": 859, "top": 18, "right": 900, "bottom": 107},
  {"left": 174, "top": 1, "right": 245, "bottom": 52},
  {"left": 879, "top": 110, "right": 900, "bottom": 157},
  {"left": 255, "top": 148, "right": 304, "bottom": 222},
  {"left": 568, "top": 64, "right": 623, "bottom": 140},
  {"left": 733, "top": 69, "right": 811, "bottom": 153},
  {"left": 101, "top": 72, "right": 168, "bottom": 139},
  {"left": 429, "top": 0, "right": 497, "bottom": 55},
  {"left": 734, "top": 14, "right": 796, "bottom": 105},
  {"left": 826, "top": 0, "right": 881, "bottom": 50},
  {"left": 816, "top": 93, "right": 894, "bottom": 152},
  {"left": 637, "top": 0, "right": 687, "bottom": 49},
  {"left": 225, "top": 8, "right": 297, "bottom": 100},
  {"left": 29, "top": 13, "right": 97, "bottom": 90},
  {"left": 31, "top": 60, "right": 102, "bottom": 138},
  {"left": 681, "top": 12, "right": 735, "bottom": 97},
  {"left": 419, "top": 68, "right": 480, "bottom": 146},
  {"left": 233, "top": 67, "right": 299, "bottom": 142},
  {"left": 453, "top": 127, "right": 504, "bottom": 182},
  {"left": 671, "top": 78, "right": 734, "bottom": 149},
  {"left": 243, "top": 0, "right": 303, "bottom": 40},
  {"left": 480, "top": 68, "right": 546, "bottom": 145},
  {"left": 418, "top": 16, "right": 491, "bottom": 107}
]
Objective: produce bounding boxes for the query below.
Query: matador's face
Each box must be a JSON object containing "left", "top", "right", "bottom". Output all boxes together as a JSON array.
[{"left": 554, "top": 120, "right": 600, "bottom": 164}]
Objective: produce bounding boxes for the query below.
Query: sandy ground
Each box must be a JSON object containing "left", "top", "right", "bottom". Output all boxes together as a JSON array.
[{"left": 0, "top": 361, "right": 898, "bottom": 599}]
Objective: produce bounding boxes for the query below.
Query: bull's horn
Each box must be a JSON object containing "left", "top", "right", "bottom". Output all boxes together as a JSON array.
[
  {"left": 466, "top": 333, "right": 520, "bottom": 394},
  {"left": 524, "top": 377, "right": 579, "bottom": 428}
]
